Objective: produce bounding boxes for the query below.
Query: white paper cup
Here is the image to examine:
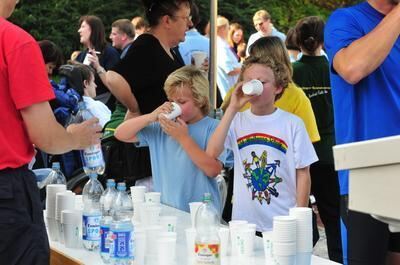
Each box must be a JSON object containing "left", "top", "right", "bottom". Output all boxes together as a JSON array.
[
  {"left": 274, "top": 254, "right": 296, "bottom": 265},
  {"left": 142, "top": 204, "right": 161, "bottom": 225},
  {"left": 61, "top": 210, "right": 82, "bottom": 248},
  {"left": 46, "top": 184, "right": 66, "bottom": 218},
  {"left": 145, "top": 225, "right": 162, "bottom": 256},
  {"left": 133, "top": 201, "right": 143, "bottom": 222},
  {"left": 162, "top": 102, "right": 182, "bottom": 120},
  {"left": 134, "top": 229, "right": 146, "bottom": 265},
  {"left": 218, "top": 227, "right": 229, "bottom": 256},
  {"left": 262, "top": 231, "right": 274, "bottom": 263},
  {"left": 159, "top": 216, "right": 177, "bottom": 232},
  {"left": 229, "top": 220, "right": 248, "bottom": 255},
  {"left": 189, "top": 202, "right": 203, "bottom": 227},
  {"left": 236, "top": 228, "right": 255, "bottom": 257},
  {"left": 131, "top": 186, "right": 147, "bottom": 203},
  {"left": 185, "top": 227, "right": 197, "bottom": 257},
  {"left": 242, "top": 79, "right": 263, "bottom": 96},
  {"left": 157, "top": 237, "right": 176, "bottom": 265},
  {"left": 83, "top": 53, "right": 93, "bottom": 65},
  {"left": 191, "top": 51, "right": 207, "bottom": 68},
  {"left": 47, "top": 217, "right": 59, "bottom": 241},
  {"left": 145, "top": 192, "right": 161, "bottom": 204},
  {"left": 296, "top": 251, "right": 312, "bottom": 265}
]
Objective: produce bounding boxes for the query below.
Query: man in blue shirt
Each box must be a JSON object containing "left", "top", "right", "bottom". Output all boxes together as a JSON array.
[
  {"left": 325, "top": 1, "right": 400, "bottom": 264},
  {"left": 178, "top": 3, "right": 209, "bottom": 65}
]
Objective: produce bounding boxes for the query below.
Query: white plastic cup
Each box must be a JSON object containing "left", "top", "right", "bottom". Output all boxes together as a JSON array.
[
  {"left": 262, "top": 231, "right": 274, "bottom": 263},
  {"left": 142, "top": 204, "right": 161, "bottom": 225},
  {"left": 162, "top": 102, "right": 182, "bottom": 120},
  {"left": 83, "top": 53, "right": 93, "bottom": 65},
  {"left": 229, "top": 220, "right": 248, "bottom": 256},
  {"left": 189, "top": 202, "right": 203, "bottom": 227},
  {"left": 47, "top": 217, "right": 59, "bottom": 241},
  {"left": 296, "top": 251, "right": 312, "bottom": 265},
  {"left": 274, "top": 254, "right": 296, "bottom": 265},
  {"left": 159, "top": 216, "right": 177, "bottom": 232},
  {"left": 242, "top": 79, "right": 263, "bottom": 96},
  {"left": 134, "top": 229, "right": 146, "bottom": 265},
  {"left": 130, "top": 186, "right": 147, "bottom": 203},
  {"left": 144, "top": 192, "right": 161, "bottom": 204},
  {"left": 185, "top": 227, "right": 197, "bottom": 256},
  {"left": 218, "top": 227, "right": 229, "bottom": 256},
  {"left": 236, "top": 228, "right": 255, "bottom": 257},
  {"left": 191, "top": 51, "right": 207, "bottom": 68},
  {"left": 145, "top": 225, "right": 163, "bottom": 256},
  {"left": 133, "top": 201, "right": 143, "bottom": 222},
  {"left": 46, "top": 184, "right": 66, "bottom": 218},
  {"left": 61, "top": 210, "right": 82, "bottom": 248},
  {"left": 157, "top": 237, "right": 177, "bottom": 265}
]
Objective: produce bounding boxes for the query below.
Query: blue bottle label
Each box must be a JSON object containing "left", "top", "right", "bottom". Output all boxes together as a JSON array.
[
  {"left": 82, "top": 215, "right": 101, "bottom": 241},
  {"left": 110, "top": 231, "right": 134, "bottom": 259},
  {"left": 100, "top": 225, "right": 110, "bottom": 253},
  {"left": 83, "top": 144, "right": 104, "bottom": 168}
]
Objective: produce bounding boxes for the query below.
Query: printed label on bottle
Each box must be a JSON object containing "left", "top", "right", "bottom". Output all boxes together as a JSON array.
[
  {"left": 195, "top": 243, "right": 220, "bottom": 265},
  {"left": 82, "top": 215, "right": 101, "bottom": 241},
  {"left": 110, "top": 231, "right": 134, "bottom": 259},
  {"left": 100, "top": 225, "right": 110, "bottom": 253},
  {"left": 83, "top": 144, "right": 104, "bottom": 168}
]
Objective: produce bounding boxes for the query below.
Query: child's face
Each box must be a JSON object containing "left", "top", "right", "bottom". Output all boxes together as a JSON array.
[
  {"left": 243, "top": 64, "right": 282, "bottom": 110},
  {"left": 167, "top": 85, "right": 203, "bottom": 124},
  {"left": 84, "top": 74, "right": 97, "bottom": 98}
]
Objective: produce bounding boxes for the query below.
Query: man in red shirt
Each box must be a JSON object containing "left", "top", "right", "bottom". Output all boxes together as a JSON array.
[{"left": 0, "top": 1, "right": 102, "bottom": 264}]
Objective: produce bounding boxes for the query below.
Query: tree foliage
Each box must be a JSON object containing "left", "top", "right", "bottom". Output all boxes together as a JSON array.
[{"left": 9, "top": 0, "right": 360, "bottom": 59}]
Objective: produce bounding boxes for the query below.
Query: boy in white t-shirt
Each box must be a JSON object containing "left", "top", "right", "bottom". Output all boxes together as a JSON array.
[{"left": 207, "top": 56, "right": 318, "bottom": 232}]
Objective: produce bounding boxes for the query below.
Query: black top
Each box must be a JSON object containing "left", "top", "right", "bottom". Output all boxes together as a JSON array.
[
  {"left": 292, "top": 55, "right": 335, "bottom": 164},
  {"left": 113, "top": 34, "right": 184, "bottom": 114}
]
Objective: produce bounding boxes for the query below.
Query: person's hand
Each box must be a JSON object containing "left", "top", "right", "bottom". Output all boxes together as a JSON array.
[
  {"left": 150, "top": 102, "right": 173, "bottom": 122},
  {"left": 229, "top": 81, "right": 253, "bottom": 111},
  {"left": 66, "top": 117, "right": 102, "bottom": 149},
  {"left": 200, "top": 58, "right": 209, "bottom": 72},
  {"left": 87, "top": 49, "right": 101, "bottom": 71},
  {"left": 159, "top": 116, "right": 188, "bottom": 142}
]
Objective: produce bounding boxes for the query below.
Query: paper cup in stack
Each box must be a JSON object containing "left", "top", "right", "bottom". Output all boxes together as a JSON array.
[
  {"left": 289, "top": 207, "right": 313, "bottom": 265},
  {"left": 228, "top": 220, "right": 248, "bottom": 256},
  {"left": 134, "top": 227, "right": 146, "bottom": 265},
  {"left": 235, "top": 227, "right": 255, "bottom": 257},
  {"left": 141, "top": 202, "right": 161, "bottom": 225},
  {"left": 145, "top": 225, "right": 163, "bottom": 256},
  {"left": 61, "top": 210, "right": 82, "bottom": 248},
  {"left": 157, "top": 232, "right": 177, "bottom": 265},
  {"left": 131, "top": 186, "right": 147, "bottom": 221},
  {"left": 185, "top": 227, "right": 197, "bottom": 257},
  {"left": 45, "top": 184, "right": 66, "bottom": 241},
  {"left": 272, "top": 215, "right": 297, "bottom": 265},
  {"left": 159, "top": 216, "right": 177, "bottom": 232},
  {"left": 55, "top": 191, "right": 75, "bottom": 243}
]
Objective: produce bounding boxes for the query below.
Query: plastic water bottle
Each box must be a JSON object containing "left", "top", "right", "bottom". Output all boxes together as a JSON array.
[
  {"left": 195, "top": 193, "right": 221, "bottom": 265},
  {"left": 82, "top": 173, "right": 104, "bottom": 251},
  {"left": 109, "top": 182, "right": 134, "bottom": 265},
  {"left": 72, "top": 101, "right": 105, "bottom": 175},
  {"left": 36, "top": 162, "right": 67, "bottom": 189},
  {"left": 100, "top": 179, "right": 117, "bottom": 263}
]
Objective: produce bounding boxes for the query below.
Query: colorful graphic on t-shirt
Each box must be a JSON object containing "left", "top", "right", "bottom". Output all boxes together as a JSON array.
[
  {"left": 238, "top": 133, "right": 287, "bottom": 205},
  {"left": 237, "top": 133, "right": 288, "bottom": 154}
]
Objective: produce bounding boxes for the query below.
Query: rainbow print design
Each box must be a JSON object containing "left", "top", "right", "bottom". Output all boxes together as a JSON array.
[{"left": 237, "top": 133, "right": 288, "bottom": 154}]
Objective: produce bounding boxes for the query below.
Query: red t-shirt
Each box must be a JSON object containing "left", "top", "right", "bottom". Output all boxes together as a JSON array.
[{"left": 0, "top": 18, "right": 55, "bottom": 169}]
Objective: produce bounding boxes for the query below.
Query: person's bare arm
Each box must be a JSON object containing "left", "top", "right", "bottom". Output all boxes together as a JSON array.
[
  {"left": 296, "top": 166, "right": 311, "bottom": 207},
  {"left": 159, "top": 116, "right": 223, "bottom": 177},
  {"left": 115, "top": 102, "right": 172, "bottom": 143},
  {"left": 333, "top": 4, "right": 400, "bottom": 84},
  {"left": 228, "top": 67, "right": 241, "bottom": 76},
  {"left": 21, "top": 101, "right": 102, "bottom": 154},
  {"left": 105, "top": 71, "right": 140, "bottom": 113}
]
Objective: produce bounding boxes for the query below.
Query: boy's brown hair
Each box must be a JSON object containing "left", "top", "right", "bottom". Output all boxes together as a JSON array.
[
  {"left": 240, "top": 56, "right": 290, "bottom": 101},
  {"left": 164, "top": 66, "right": 210, "bottom": 115}
]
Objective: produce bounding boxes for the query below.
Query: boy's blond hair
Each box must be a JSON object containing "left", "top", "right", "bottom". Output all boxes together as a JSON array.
[
  {"left": 240, "top": 56, "right": 290, "bottom": 101},
  {"left": 253, "top": 10, "right": 271, "bottom": 25},
  {"left": 164, "top": 66, "right": 210, "bottom": 115}
]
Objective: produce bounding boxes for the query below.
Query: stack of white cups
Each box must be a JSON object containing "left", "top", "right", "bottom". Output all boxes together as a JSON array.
[
  {"left": 130, "top": 185, "right": 147, "bottom": 222},
  {"left": 272, "top": 216, "right": 297, "bottom": 265},
  {"left": 140, "top": 192, "right": 162, "bottom": 226},
  {"left": 156, "top": 231, "right": 177, "bottom": 265},
  {"left": 55, "top": 191, "right": 75, "bottom": 243},
  {"left": 45, "top": 184, "right": 66, "bottom": 241},
  {"left": 290, "top": 207, "right": 313, "bottom": 265}
]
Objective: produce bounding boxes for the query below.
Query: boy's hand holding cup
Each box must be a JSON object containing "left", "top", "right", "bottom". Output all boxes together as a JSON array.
[
  {"left": 229, "top": 82, "right": 254, "bottom": 112},
  {"left": 161, "top": 102, "right": 182, "bottom": 120}
]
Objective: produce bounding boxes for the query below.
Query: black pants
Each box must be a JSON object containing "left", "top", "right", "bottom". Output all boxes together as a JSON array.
[
  {"left": 0, "top": 166, "right": 49, "bottom": 265},
  {"left": 340, "top": 195, "right": 400, "bottom": 265},
  {"left": 310, "top": 162, "right": 343, "bottom": 263}
]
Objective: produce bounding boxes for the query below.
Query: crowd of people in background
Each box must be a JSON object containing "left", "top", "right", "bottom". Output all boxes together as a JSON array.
[{"left": 1, "top": 0, "right": 399, "bottom": 264}]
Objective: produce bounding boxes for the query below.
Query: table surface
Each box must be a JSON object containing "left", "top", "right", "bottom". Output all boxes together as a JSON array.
[{"left": 49, "top": 204, "right": 341, "bottom": 265}]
